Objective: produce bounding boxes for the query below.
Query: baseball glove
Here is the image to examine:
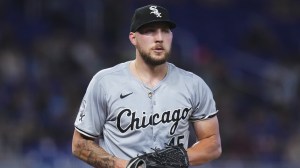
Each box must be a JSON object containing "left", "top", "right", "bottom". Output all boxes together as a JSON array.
[{"left": 126, "top": 145, "right": 189, "bottom": 168}]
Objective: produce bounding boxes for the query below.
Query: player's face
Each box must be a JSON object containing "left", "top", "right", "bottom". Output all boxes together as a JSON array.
[{"left": 134, "top": 23, "right": 173, "bottom": 66}]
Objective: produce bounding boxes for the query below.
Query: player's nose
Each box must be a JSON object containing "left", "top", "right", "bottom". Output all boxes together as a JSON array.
[{"left": 154, "top": 30, "right": 163, "bottom": 42}]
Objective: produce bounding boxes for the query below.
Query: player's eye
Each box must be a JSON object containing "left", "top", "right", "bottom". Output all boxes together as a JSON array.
[
  {"left": 139, "top": 28, "right": 155, "bottom": 34},
  {"left": 162, "top": 28, "right": 171, "bottom": 33}
]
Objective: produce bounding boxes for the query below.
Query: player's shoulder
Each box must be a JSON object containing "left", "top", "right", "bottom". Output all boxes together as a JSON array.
[
  {"left": 92, "top": 61, "right": 130, "bottom": 81},
  {"left": 168, "top": 62, "right": 204, "bottom": 82},
  {"left": 168, "top": 63, "right": 212, "bottom": 92}
]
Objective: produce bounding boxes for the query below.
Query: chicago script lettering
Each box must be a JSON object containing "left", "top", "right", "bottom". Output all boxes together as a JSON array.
[{"left": 117, "top": 108, "right": 191, "bottom": 135}]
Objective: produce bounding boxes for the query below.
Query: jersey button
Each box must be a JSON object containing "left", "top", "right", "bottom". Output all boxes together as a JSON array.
[{"left": 148, "top": 92, "right": 153, "bottom": 98}]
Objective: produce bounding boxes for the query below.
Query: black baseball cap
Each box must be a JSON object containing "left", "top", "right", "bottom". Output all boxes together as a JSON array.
[{"left": 130, "top": 4, "right": 176, "bottom": 32}]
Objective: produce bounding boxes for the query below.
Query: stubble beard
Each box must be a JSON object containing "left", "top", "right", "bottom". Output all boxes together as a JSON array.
[{"left": 138, "top": 47, "right": 171, "bottom": 66}]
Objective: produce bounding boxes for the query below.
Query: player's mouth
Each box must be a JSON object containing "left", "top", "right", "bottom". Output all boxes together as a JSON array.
[{"left": 153, "top": 46, "right": 164, "bottom": 53}]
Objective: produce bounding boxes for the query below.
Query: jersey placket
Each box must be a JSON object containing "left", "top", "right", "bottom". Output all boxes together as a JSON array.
[
  {"left": 140, "top": 82, "right": 161, "bottom": 147},
  {"left": 148, "top": 89, "right": 158, "bottom": 146}
]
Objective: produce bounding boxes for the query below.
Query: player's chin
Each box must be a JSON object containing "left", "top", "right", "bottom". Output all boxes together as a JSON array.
[
  {"left": 142, "top": 52, "right": 169, "bottom": 66},
  {"left": 153, "top": 58, "right": 168, "bottom": 65},
  {"left": 146, "top": 57, "right": 167, "bottom": 66},
  {"left": 152, "top": 54, "right": 166, "bottom": 60}
]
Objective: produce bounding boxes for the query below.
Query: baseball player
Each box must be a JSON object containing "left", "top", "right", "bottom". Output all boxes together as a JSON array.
[{"left": 72, "top": 4, "right": 221, "bottom": 168}]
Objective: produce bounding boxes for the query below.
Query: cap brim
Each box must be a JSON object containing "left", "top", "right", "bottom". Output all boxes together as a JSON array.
[{"left": 132, "top": 20, "right": 176, "bottom": 32}]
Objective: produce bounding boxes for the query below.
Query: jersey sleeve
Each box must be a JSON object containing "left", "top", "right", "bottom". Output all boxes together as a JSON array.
[
  {"left": 74, "top": 74, "right": 107, "bottom": 138},
  {"left": 190, "top": 75, "right": 218, "bottom": 121}
]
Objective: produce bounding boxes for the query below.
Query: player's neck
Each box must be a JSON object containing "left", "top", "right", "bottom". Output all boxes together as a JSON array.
[{"left": 131, "top": 60, "right": 168, "bottom": 88}]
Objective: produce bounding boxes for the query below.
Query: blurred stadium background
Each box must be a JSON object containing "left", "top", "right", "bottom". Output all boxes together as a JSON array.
[{"left": 0, "top": 0, "right": 300, "bottom": 167}]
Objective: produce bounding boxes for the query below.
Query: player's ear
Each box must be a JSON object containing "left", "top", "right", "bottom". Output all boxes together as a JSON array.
[{"left": 129, "top": 32, "right": 136, "bottom": 45}]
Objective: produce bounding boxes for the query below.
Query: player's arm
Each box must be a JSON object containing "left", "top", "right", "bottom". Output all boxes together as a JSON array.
[
  {"left": 72, "top": 129, "right": 128, "bottom": 168},
  {"left": 186, "top": 115, "right": 222, "bottom": 166}
]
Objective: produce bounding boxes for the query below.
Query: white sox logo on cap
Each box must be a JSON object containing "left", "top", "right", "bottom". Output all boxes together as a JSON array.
[
  {"left": 130, "top": 4, "right": 176, "bottom": 32},
  {"left": 149, "top": 6, "right": 162, "bottom": 18}
]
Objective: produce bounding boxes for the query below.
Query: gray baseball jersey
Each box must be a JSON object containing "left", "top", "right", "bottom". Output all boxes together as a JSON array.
[{"left": 74, "top": 61, "right": 218, "bottom": 160}]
